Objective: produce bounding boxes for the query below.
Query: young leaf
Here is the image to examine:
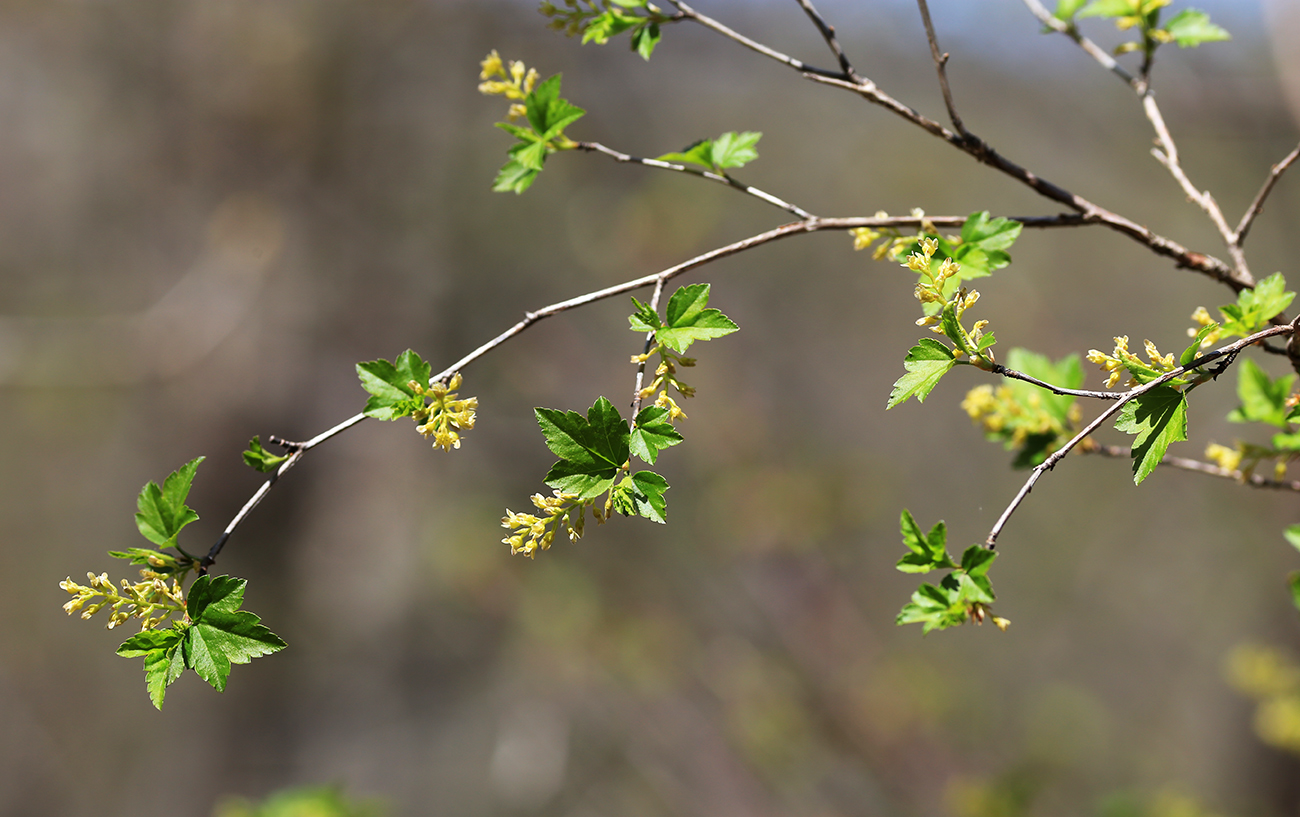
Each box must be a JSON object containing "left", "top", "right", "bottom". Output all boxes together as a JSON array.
[
  {"left": 1180, "top": 323, "right": 1219, "bottom": 367},
  {"left": 536, "top": 397, "right": 630, "bottom": 500},
  {"left": 183, "top": 575, "right": 286, "bottom": 693},
  {"left": 896, "top": 582, "right": 966, "bottom": 634},
  {"left": 243, "top": 436, "right": 288, "bottom": 473},
  {"left": 1054, "top": 0, "right": 1089, "bottom": 20},
  {"left": 135, "top": 457, "right": 205, "bottom": 549},
  {"left": 709, "top": 131, "right": 761, "bottom": 170},
  {"left": 657, "top": 138, "right": 714, "bottom": 168},
  {"left": 654, "top": 283, "right": 739, "bottom": 354},
  {"left": 1290, "top": 572, "right": 1300, "bottom": 614},
  {"left": 524, "top": 75, "right": 586, "bottom": 142},
  {"left": 887, "top": 338, "right": 956, "bottom": 409},
  {"left": 1285, "top": 524, "right": 1300, "bottom": 553},
  {"left": 117, "top": 626, "right": 188, "bottom": 710},
  {"left": 1163, "top": 9, "right": 1229, "bottom": 47},
  {"left": 628, "top": 296, "right": 663, "bottom": 333},
  {"left": 959, "top": 544, "right": 997, "bottom": 578},
  {"left": 1227, "top": 358, "right": 1295, "bottom": 429},
  {"left": 356, "top": 349, "right": 431, "bottom": 420},
  {"left": 896, "top": 509, "right": 955, "bottom": 573},
  {"left": 1114, "top": 386, "right": 1189, "bottom": 484},
  {"left": 630, "top": 470, "right": 669, "bottom": 523},
  {"left": 106, "top": 547, "right": 189, "bottom": 575},
  {"left": 630, "top": 21, "right": 661, "bottom": 60},
  {"left": 629, "top": 405, "right": 684, "bottom": 464}
]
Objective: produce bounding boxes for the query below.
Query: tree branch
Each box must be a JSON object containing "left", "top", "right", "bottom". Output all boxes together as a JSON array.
[
  {"left": 576, "top": 141, "right": 814, "bottom": 219},
  {"left": 793, "top": 0, "right": 861, "bottom": 83},
  {"left": 914, "top": 0, "right": 968, "bottom": 138},
  {"left": 630, "top": 278, "right": 666, "bottom": 420},
  {"left": 1235, "top": 141, "right": 1300, "bottom": 245},
  {"left": 667, "top": 1, "right": 845, "bottom": 80},
  {"left": 985, "top": 321, "right": 1297, "bottom": 548},
  {"left": 1084, "top": 443, "right": 1300, "bottom": 492},
  {"left": 987, "top": 362, "right": 1122, "bottom": 400},
  {"left": 1021, "top": 0, "right": 1141, "bottom": 90}
]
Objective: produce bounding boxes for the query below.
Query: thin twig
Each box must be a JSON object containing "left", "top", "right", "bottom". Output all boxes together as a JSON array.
[
  {"left": 1085, "top": 443, "right": 1300, "bottom": 492},
  {"left": 630, "top": 278, "right": 667, "bottom": 421},
  {"left": 576, "top": 141, "right": 814, "bottom": 219},
  {"left": 987, "top": 363, "right": 1121, "bottom": 400},
  {"left": 1021, "top": 0, "right": 1140, "bottom": 90},
  {"left": 1235, "top": 141, "right": 1300, "bottom": 244},
  {"left": 793, "top": 0, "right": 860, "bottom": 82},
  {"left": 914, "top": 0, "right": 968, "bottom": 138},
  {"left": 985, "top": 322, "right": 1296, "bottom": 548},
  {"left": 802, "top": 73, "right": 1246, "bottom": 291},
  {"left": 667, "top": 1, "right": 844, "bottom": 80}
]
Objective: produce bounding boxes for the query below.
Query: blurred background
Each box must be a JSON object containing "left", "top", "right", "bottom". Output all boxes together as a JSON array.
[{"left": 4, "top": 0, "right": 1300, "bottom": 814}]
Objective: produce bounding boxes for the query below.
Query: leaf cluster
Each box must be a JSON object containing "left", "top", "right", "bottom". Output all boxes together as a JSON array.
[
  {"left": 492, "top": 74, "right": 586, "bottom": 193},
  {"left": 629, "top": 283, "right": 739, "bottom": 355},
  {"left": 657, "top": 131, "right": 763, "bottom": 174},
  {"left": 541, "top": 0, "right": 668, "bottom": 60},
  {"left": 895, "top": 511, "right": 1004, "bottom": 633},
  {"left": 117, "top": 575, "right": 286, "bottom": 709},
  {"left": 898, "top": 210, "right": 1024, "bottom": 290},
  {"left": 1055, "top": 0, "right": 1229, "bottom": 53},
  {"left": 963, "top": 349, "right": 1084, "bottom": 468}
]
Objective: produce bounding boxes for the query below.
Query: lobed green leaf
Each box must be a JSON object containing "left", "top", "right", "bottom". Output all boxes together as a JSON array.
[
  {"left": 1115, "top": 385, "right": 1189, "bottom": 484},
  {"left": 135, "top": 457, "right": 205, "bottom": 549},
  {"left": 887, "top": 338, "right": 956, "bottom": 409},
  {"left": 243, "top": 436, "right": 289, "bottom": 473},
  {"left": 356, "top": 349, "right": 431, "bottom": 420}
]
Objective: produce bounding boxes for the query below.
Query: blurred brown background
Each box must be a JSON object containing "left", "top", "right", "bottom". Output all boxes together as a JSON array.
[{"left": 4, "top": 1, "right": 1300, "bottom": 815}]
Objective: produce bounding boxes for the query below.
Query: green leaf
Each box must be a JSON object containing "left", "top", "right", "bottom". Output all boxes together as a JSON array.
[
  {"left": 1218, "top": 273, "right": 1294, "bottom": 338},
  {"left": 356, "top": 349, "right": 431, "bottom": 420},
  {"left": 654, "top": 283, "right": 739, "bottom": 354},
  {"left": 629, "top": 405, "right": 684, "bottom": 464},
  {"left": 657, "top": 139, "right": 714, "bottom": 168},
  {"left": 630, "top": 21, "right": 661, "bottom": 60},
  {"left": 960, "top": 211, "right": 1023, "bottom": 253},
  {"left": 183, "top": 575, "right": 286, "bottom": 693},
  {"left": 709, "top": 131, "right": 761, "bottom": 170},
  {"left": 493, "top": 157, "right": 541, "bottom": 194},
  {"left": 1285, "top": 524, "right": 1300, "bottom": 553},
  {"left": 1290, "top": 572, "right": 1300, "bottom": 614},
  {"left": 536, "top": 397, "right": 630, "bottom": 500},
  {"left": 582, "top": 10, "right": 642, "bottom": 45},
  {"left": 887, "top": 338, "right": 956, "bottom": 409},
  {"left": 628, "top": 296, "right": 663, "bottom": 333},
  {"left": 1180, "top": 324, "right": 1219, "bottom": 367},
  {"left": 134, "top": 457, "right": 205, "bottom": 549},
  {"left": 896, "top": 582, "right": 967, "bottom": 633},
  {"left": 939, "top": 302, "right": 975, "bottom": 356},
  {"left": 896, "top": 509, "right": 955, "bottom": 573},
  {"left": 959, "top": 544, "right": 997, "bottom": 578},
  {"left": 1227, "top": 358, "right": 1295, "bottom": 429},
  {"left": 117, "top": 626, "right": 188, "bottom": 710},
  {"left": 1162, "top": 9, "right": 1229, "bottom": 47},
  {"left": 630, "top": 470, "right": 669, "bottom": 523},
  {"left": 243, "top": 436, "right": 288, "bottom": 473},
  {"left": 1274, "top": 431, "right": 1300, "bottom": 451},
  {"left": 1078, "top": 0, "right": 1139, "bottom": 18},
  {"left": 1114, "top": 386, "right": 1189, "bottom": 484},
  {"left": 524, "top": 75, "right": 586, "bottom": 141},
  {"left": 1054, "top": 0, "right": 1090, "bottom": 19}
]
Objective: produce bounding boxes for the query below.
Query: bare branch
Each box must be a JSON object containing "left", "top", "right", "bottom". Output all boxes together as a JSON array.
[
  {"left": 803, "top": 72, "right": 1246, "bottom": 291},
  {"left": 987, "top": 362, "right": 1122, "bottom": 400},
  {"left": 667, "top": 1, "right": 844, "bottom": 80},
  {"left": 985, "top": 321, "right": 1297, "bottom": 548},
  {"left": 1235, "top": 141, "right": 1300, "bottom": 244},
  {"left": 1085, "top": 443, "right": 1300, "bottom": 492},
  {"left": 793, "top": 0, "right": 860, "bottom": 82},
  {"left": 576, "top": 141, "right": 814, "bottom": 219},
  {"left": 914, "top": 0, "right": 968, "bottom": 137}
]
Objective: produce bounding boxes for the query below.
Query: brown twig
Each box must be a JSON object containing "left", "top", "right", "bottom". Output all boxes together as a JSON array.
[
  {"left": 793, "top": 0, "right": 860, "bottom": 82},
  {"left": 576, "top": 141, "right": 814, "bottom": 219},
  {"left": 1020, "top": 0, "right": 1141, "bottom": 90},
  {"left": 987, "top": 362, "right": 1121, "bottom": 400},
  {"left": 914, "top": 0, "right": 968, "bottom": 138},
  {"left": 1085, "top": 443, "right": 1300, "bottom": 492},
  {"left": 1235, "top": 141, "right": 1300, "bottom": 245},
  {"left": 985, "top": 322, "right": 1297, "bottom": 549},
  {"left": 666, "top": 1, "right": 844, "bottom": 80}
]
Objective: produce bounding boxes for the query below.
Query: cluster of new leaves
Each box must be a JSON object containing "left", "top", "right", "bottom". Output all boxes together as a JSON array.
[
  {"left": 1054, "top": 0, "right": 1229, "bottom": 55},
  {"left": 59, "top": 459, "right": 284, "bottom": 708},
  {"left": 357, "top": 350, "right": 477, "bottom": 451},
  {"left": 1189, "top": 272, "right": 1295, "bottom": 350},
  {"left": 657, "top": 131, "right": 763, "bottom": 175},
  {"left": 1201, "top": 359, "right": 1300, "bottom": 482},
  {"left": 540, "top": 0, "right": 670, "bottom": 60},
  {"left": 895, "top": 511, "right": 1007, "bottom": 633},
  {"left": 962, "top": 349, "right": 1085, "bottom": 468},
  {"left": 480, "top": 53, "right": 586, "bottom": 194},
  {"left": 503, "top": 284, "right": 736, "bottom": 557},
  {"left": 884, "top": 213, "right": 1024, "bottom": 410}
]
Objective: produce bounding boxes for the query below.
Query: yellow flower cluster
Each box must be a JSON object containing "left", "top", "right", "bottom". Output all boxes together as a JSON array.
[
  {"left": 1086, "top": 335, "right": 1175, "bottom": 389},
  {"left": 1204, "top": 442, "right": 1244, "bottom": 473},
  {"left": 501, "top": 490, "right": 593, "bottom": 558},
  {"left": 633, "top": 347, "right": 695, "bottom": 405},
  {"left": 478, "top": 50, "right": 538, "bottom": 120},
  {"left": 59, "top": 570, "right": 186, "bottom": 631},
  {"left": 412, "top": 373, "right": 477, "bottom": 452},
  {"left": 961, "top": 384, "right": 1081, "bottom": 446}
]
